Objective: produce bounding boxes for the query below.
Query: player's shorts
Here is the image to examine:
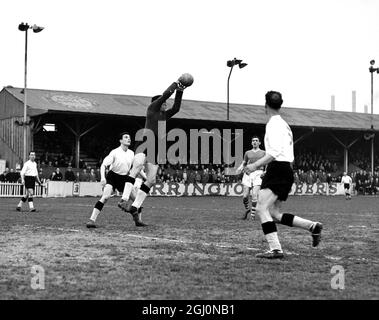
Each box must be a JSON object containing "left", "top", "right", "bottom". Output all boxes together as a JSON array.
[
  {"left": 106, "top": 170, "right": 129, "bottom": 193},
  {"left": 24, "top": 176, "right": 36, "bottom": 189},
  {"left": 133, "top": 177, "right": 143, "bottom": 191},
  {"left": 242, "top": 169, "right": 264, "bottom": 188},
  {"left": 261, "top": 161, "right": 294, "bottom": 201},
  {"left": 344, "top": 183, "right": 350, "bottom": 189}
]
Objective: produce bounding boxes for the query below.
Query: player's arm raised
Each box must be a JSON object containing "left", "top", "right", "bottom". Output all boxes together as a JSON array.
[
  {"left": 149, "top": 82, "right": 179, "bottom": 113},
  {"left": 165, "top": 85, "right": 184, "bottom": 119}
]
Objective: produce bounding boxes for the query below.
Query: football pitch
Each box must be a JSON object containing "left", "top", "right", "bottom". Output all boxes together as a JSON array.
[{"left": 0, "top": 195, "right": 378, "bottom": 300}]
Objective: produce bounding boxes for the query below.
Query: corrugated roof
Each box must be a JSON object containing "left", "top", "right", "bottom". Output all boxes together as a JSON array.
[{"left": 3, "top": 86, "right": 379, "bottom": 131}]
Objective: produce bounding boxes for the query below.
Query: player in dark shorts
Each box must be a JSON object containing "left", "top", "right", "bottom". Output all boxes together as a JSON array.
[
  {"left": 244, "top": 91, "right": 323, "bottom": 259},
  {"left": 17, "top": 151, "right": 42, "bottom": 212},
  {"left": 86, "top": 132, "right": 143, "bottom": 228},
  {"left": 341, "top": 172, "right": 352, "bottom": 200},
  {"left": 118, "top": 74, "right": 193, "bottom": 225}
]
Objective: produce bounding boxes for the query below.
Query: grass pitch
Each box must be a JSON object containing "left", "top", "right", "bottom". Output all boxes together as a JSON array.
[{"left": 0, "top": 195, "right": 378, "bottom": 300}]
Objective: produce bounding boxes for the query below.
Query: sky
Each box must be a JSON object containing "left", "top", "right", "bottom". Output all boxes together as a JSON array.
[{"left": 1, "top": 0, "right": 379, "bottom": 113}]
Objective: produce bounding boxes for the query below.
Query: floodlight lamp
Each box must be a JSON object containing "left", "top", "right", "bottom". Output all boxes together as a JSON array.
[
  {"left": 370, "top": 60, "right": 375, "bottom": 66},
  {"left": 227, "top": 60, "right": 235, "bottom": 67},
  {"left": 18, "top": 23, "right": 29, "bottom": 31},
  {"left": 32, "top": 24, "right": 44, "bottom": 33},
  {"left": 239, "top": 62, "right": 248, "bottom": 69}
]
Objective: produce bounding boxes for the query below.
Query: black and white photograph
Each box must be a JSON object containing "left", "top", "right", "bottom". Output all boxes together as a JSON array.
[{"left": 0, "top": 0, "right": 378, "bottom": 309}]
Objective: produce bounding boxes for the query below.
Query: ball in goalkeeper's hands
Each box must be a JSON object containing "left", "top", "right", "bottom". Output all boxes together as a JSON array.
[{"left": 178, "top": 73, "right": 194, "bottom": 87}]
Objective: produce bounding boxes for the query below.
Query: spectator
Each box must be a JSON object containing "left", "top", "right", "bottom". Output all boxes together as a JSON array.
[
  {"left": 65, "top": 166, "right": 76, "bottom": 182},
  {"left": 0, "top": 168, "right": 9, "bottom": 182},
  {"left": 173, "top": 169, "right": 183, "bottom": 183},
  {"left": 79, "top": 168, "right": 90, "bottom": 182},
  {"left": 6, "top": 168, "right": 19, "bottom": 183},
  {"left": 187, "top": 169, "right": 195, "bottom": 184},
  {"left": 200, "top": 168, "right": 210, "bottom": 184},
  {"left": 194, "top": 170, "right": 202, "bottom": 183},
  {"left": 88, "top": 168, "right": 97, "bottom": 182},
  {"left": 38, "top": 168, "right": 48, "bottom": 183},
  {"left": 182, "top": 168, "right": 188, "bottom": 184},
  {"left": 51, "top": 168, "right": 63, "bottom": 181}
]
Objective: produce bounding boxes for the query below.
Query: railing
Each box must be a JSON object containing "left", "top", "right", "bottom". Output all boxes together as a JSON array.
[{"left": 0, "top": 182, "right": 47, "bottom": 198}]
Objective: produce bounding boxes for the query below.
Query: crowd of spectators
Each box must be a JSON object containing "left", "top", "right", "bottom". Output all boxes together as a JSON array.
[
  {"left": 1, "top": 147, "right": 379, "bottom": 195},
  {"left": 293, "top": 149, "right": 339, "bottom": 173},
  {"left": 351, "top": 170, "right": 379, "bottom": 195},
  {"left": 155, "top": 163, "right": 239, "bottom": 184},
  {"left": 0, "top": 164, "right": 101, "bottom": 184}
]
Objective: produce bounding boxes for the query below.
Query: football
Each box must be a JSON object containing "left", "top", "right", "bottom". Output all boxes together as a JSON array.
[{"left": 178, "top": 73, "right": 194, "bottom": 87}]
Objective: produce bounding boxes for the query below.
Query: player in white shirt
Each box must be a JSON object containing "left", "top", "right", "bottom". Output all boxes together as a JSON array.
[
  {"left": 236, "top": 136, "right": 265, "bottom": 220},
  {"left": 86, "top": 132, "right": 146, "bottom": 228},
  {"left": 16, "top": 151, "right": 42, "bottom": 212},
  {"left": 244, "top": 91, "right": 323, "bottom": 259},
  {"left": 341, "top": 172, "right": 352, "bottom": 200}
]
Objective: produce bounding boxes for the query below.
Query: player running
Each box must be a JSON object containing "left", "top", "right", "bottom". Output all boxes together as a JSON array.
[
  {"left": 86, "top": 132, "right": 146, "bottom": 228},
  {"left": 117, "top": 74, "right": 192, "bottom": 225},
  {"left": 16, "top": 151, "right": 42, "bottom": 212},
  {"left": 236, "top": 136, "right": 265, "bottom": 220},
  {"left": 245, "top": 91, "right": 323, "bottom": 259},
  {"left": 341, "top": 172, "right": 352, "bottom": 200}
]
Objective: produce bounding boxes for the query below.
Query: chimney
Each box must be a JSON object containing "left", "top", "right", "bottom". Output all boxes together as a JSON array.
[
  {"left": 364, "top": 104, "right": 368, "bottom": 113},
  {"left": 331, "top": 95, "right": 335, "bottom": 111},
  {"left": 352, "top": 91, "right": 356, "bottom": 112}
]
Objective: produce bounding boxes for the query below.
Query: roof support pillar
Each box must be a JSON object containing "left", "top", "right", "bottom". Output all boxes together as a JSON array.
[
  {"left": 62, "top": 118, "right": 101, "bottom": 169},
  {"left": 329, "top": 132, "right": 360, "bottom": 173},
  {"left": 294, "top": 128, "right": 315, "bottom": 145}
]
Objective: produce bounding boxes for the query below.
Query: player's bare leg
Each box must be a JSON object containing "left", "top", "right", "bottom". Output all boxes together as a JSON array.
[
  {"left": 87, "top": 184, "right": 114, "bottom": 228},
  {"left": 241, "top": 185, "right": 251, "bottom": 220},
  {"left": 18, "top": 188, "right": 36, "bottom": 213},
  {"left": 125, "top": 162, "right": 158, "bottom": 226},
  {"left": 270, "top": 200, "right": 323, "bottom": 247},
  {"left": 27, "top": 188, "right": 36, "bottom": 212},
  {"left": 255, "top": 189, "right": 283, "bottom": 259},
  {"left": 118, "top": 153, "right": 146, "bottom": 210},
  {"left": 16, "top": 189, "right": 28, "bottom": 212},
  {"left": 251, "top": 185, "right": 260, "bottom": 220}
]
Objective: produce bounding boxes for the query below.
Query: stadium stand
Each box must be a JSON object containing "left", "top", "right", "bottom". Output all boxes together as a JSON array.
[{"left": 1, "top": 86, "right": 379, "bottom": 182}]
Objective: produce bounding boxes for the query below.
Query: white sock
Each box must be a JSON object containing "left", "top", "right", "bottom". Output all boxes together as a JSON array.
[
  {"left": 132, "top": 189, "right": 148, "bottom": 209},
  {"left": 28, "top": 201, "right": 34, "bottom": 209},
  {"left": 18, "top": 200, "right": 23, "bottom": 207},
  {"left": 121, "top": 182, "right": 134, "bottom": 201},
  {"left": 90, "top": 209, "right": 100, "bottom": 222},
  {"left": 292, "top": 216, "right": 313, "bottom": 231},
  {"left": 265, "top": 232, "right": 282, "bottom": 252}
]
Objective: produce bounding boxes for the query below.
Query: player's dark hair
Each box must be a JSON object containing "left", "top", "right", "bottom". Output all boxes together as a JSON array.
[
  {"left": 29, "top": 151, "right": 35, "bottom": 155},
  {"left": 265, "top": 91, "right": 283, "bottom": 110},
  {"left": 251, "top": 135, "right": 260, "bottom": 142},
  {"left": 119, "top": 132, "right": 131, "bottom": 141},
  {"left": 151, "top": 95, "right": 161, "bottom": 102}
]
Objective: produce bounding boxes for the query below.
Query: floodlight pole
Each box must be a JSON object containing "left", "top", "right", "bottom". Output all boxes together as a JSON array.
[
  {"left": 22, "top": 27, "right": 28, "bottom": 164},
  {"left": 369, "top": 61, "right": 379, "bottom": 175},
  {"left": 226, "top": 58, "right": 247, "bottom": 121},
  {"left": 18, "top": 22, "right": 44, "bottom": 164},
  {"left": 227, "top": 64, "right": 235, "bottom": 121}
]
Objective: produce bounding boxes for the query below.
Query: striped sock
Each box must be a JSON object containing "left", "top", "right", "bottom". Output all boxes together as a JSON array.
[
  {"left": 251, "top": 200, "right": 257, "bottom": 214},
  {"left": 243, "top": 197, "right": 249, "bottom": 210},
  {"left": 262, "top": 221, "right": 282, "bottom": 252}
]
